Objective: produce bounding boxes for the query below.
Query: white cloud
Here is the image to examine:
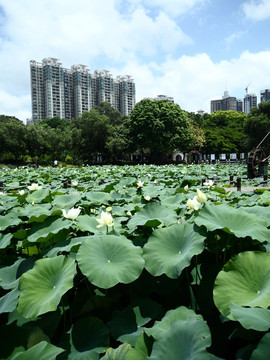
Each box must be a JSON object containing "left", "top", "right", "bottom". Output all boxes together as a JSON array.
[
  {"left": 116, "top": 50, "right": 270, "bottom": 114},
  {"left": 242, "top": 0, "right": 270, "bottom": 21},
  {"left": 0, "top": 90, "right": 31, "bottom": 120}
]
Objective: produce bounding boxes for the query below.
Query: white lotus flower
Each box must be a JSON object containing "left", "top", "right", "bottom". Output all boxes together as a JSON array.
[
  {"left": 187, "top": 197, "right": 201, "bottom": 211},
  {"left": 184, "top": 185, "right": 189, "bottom": 192},
  {"left": 18, "top": 190, "right": 25, "bottom": 195},
  {"left": 196, "top": 189, "right": 207, "bottom": 203},
  {"left": 62, "top": 207, "right": 81, "bottom": 220},
  {"left": 203, "top": 180, "right": 214, "bottom": 187},
  {"left": 96, "top": 211, "right": 114, "bottom": 228},
  {"left": 137, "top": 180, "right": 144, "bottom": 188},
  {"left": 72, "top": 181, "right": 78, "bottom": 186},
  {"left": 28, "top": 183, "right": 42, "bottom": 191},
  {"left": 144, "top": 195, "right": 151, "bottom": 201},
  {"left": 126, "top": 211, "right": 132, "bottom": 217}
]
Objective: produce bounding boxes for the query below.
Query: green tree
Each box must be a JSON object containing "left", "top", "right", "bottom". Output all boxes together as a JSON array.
[
  {"left": 202, "top": 111, "right": 247, "bottom": 154},
  {"left": 93, "top": 102, "right": 123, "bottom": 126},
  {"left": 0, "top": 118, "right": 27, "bottom": 162},
  {"left": 125, "top": 99, "right": 193, "bottom": 162},
  {"left": 244, "top": 100, "right": 270, "bottom": 153}
]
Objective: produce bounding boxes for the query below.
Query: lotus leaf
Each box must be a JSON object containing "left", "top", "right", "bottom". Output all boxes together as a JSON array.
[
  {"left": 18, "top": 255, "right": 76, "bottom": 319},
  {"left": 77, "top": 235, "right": 145, "bottom": 289},
  {"left": 6, "top": 341, "right": 64, "bottom": 360},
  {"left": 214, "top": 251, "right": 270, "bottom": 318},
  {"left": 143, "top": 223, "right": 205, "bottom": 278},
  {"left": 127, "top": 202, "right": 178, "bottom": 231},
  {"left": 195, "top": 203, "right": 270, "bottom": 242},
  {"left": 146, "top": 307, "right": 211, "bottom": 360},
  {"left": 27, "top": 216, "right": 71, "bottom": 242}
]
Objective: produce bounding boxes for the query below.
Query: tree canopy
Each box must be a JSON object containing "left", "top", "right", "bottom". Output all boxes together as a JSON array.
[{"left": 125, "top": 99, "right": 193, "bottom": 162}]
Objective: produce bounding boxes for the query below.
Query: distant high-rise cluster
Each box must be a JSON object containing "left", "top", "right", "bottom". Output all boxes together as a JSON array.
[
  {"left": 211, "top": 88, "right": 270, "bottom": 114},
  {"left": 30, "top": 58, "right": 136, "bottom": 123}
]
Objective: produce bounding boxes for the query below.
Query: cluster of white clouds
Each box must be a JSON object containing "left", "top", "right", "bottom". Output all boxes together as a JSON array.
[{"left": 0, "top": 0, "right": 270, "bottom": 121}]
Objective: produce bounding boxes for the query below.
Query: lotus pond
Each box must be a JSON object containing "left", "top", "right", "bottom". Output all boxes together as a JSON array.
[{"left": 0, "top": 164, "right": 270, "bottom": 359}]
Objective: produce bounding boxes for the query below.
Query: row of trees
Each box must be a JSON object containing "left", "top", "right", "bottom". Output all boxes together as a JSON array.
[{"left": 1, "top": 100, "right": 270, "bottom": 165}]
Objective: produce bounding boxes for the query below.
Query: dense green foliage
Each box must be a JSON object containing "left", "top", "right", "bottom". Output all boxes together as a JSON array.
[
  {"left": 2, "top": 100, "right": 270, "bottom": 164},
  {"left": 125, "top": 99, "right": 193, "bottom": 161},
  {"left": 0, "top": 164, "right": 270, "bottom": 359},
  {"left": 201, "top": 110, "right": 247, "bottom": 154}
]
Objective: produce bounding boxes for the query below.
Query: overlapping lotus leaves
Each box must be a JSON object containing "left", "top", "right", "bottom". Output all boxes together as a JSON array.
[
  {"left": 250, "top": 333, "right": 270, "bottom": 360},
  {"left": 127, "top": 202, "right": 178, "bottom": 231},
  {"left": 17, "top": 255, "right": 76, "bottom": 319},
  {"left": 45, "top": 236, "right": 89, "bottom": 257},
  {"left": 108, "top": 299, "right": 163, "bottom": 345},
  {"left": 229, "top": 303, "right": 270, "bottom": 331},
  {"left": 27, "top": 216, "right": 72, "bottom": 242},
  {"left": 213, "top": 251, "right": 270, "bottom": 319},
  {"left": 143, "top": 223, "right": 205, "bottom": 278},
  {"left": 26, "top": 188, "right": 51, "bottom": 204},
  {"left": 77, "top": 235, "right": 145, "bottom": 289},
  {"left": 6, "top": 341, "right": 65, "bottom": 360},
  {"left": 242, "top": 205, "right": 270, "bottom": 227},
  {"left": 146, "top": 307, "right": 212, "bottom": 360},
  {"left": 195, "top": 203, "right": 270, "bottom": 242},
  {"left": 70, "top": 316, "right": 109, "bottom": 359}
]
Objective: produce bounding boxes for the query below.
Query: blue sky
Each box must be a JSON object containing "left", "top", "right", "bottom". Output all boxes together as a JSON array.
[{"left": 0, "top": 0, "right": 270, "bottom": 122}]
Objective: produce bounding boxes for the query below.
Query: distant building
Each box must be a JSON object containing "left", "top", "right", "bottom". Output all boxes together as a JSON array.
[
  {"left": 30, "top": 57, "right": 136, "bottom": 122},
  {"left": 260, "top": 89, "right": 270, "bottom": 103},
  {"left": 210, "top": 91, "right": 242, "bottom": 113},
  {"left": 244, "top": 93, "right": 257, "bottom": 114}
]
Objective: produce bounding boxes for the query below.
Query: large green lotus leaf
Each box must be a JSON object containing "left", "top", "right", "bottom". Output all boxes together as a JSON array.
[
  {"left": 195, "top": 203, "right": 270, "bottom": 242},
  {"left": 0, "top": 213, "right": 22, "bottom": 231},
  {"left": 52, "top": 193, "right": 81, "bottom": 209},
  {"left": 77, "top": 235, "right": 145, "bottom": 289},
  {"left": 0, "top": 233, "right": 12, "bottom": 249},
  {"left": 6, "top": 341, "right": 64, "bottom": 360},
  {"left": 0, "top": 288, "right": 20, "bottom": 314},
  {"left": 76, "top": 215, "right": 101, "bottom": 233},
  {"left": 70, "top": 316, "right": 109, "bottom": 359},
  {"left": 250, "top": 333, "right": 270, "bottom": 360},
  {"left": 26, "top": 188, "right": 51, "bottom": 204},
  {"left": 83, "top": 191, "right": 111, "bottom": 204},
  {"left": 13, "top": 203, "right": 52, "bottom": 223},
  {"left": 213, "top": 251, "right": 270, "bottom": 318},
  {"left": 229, "top": 303, "right": 270, "bottom": 331},
  {"left": 27, "top": 216, "right": 72, "bottom": 242},
  {"left": 143, "top": 223, "right": 205, "bottom": 278},
  {"left": 147, "top": 318, "right": 211, "bottom": 360},
  {"left": 17, "top": 255, "right": 76, "bottom": 319},
  {"left": 141, "top": 184, "right": 165, "bottom": 199},
  {"left": 145, "top": 307, "right": 210, "bottom": 345},
  {"left": 110, "top": 191, "right": 132, "bottom": 203},
  {"left": 242, "top": 206, "right": 270, "bottom": 227},
  {"left": 127, "top": 202, "right": 178, "bottom": 231}
]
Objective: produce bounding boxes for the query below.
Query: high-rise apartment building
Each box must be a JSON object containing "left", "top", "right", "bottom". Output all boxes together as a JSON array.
[
  {"left": 244, "top": 93, "right": 257, "bottom": 114},
  {"left": 260, "top": 89, "right": 270, "bottom": 103},
  {"left": 30, "top": 57, "right": 136, "bottom": 122},
  {"left": 210, "top": 91, "right": 242, "bottom": 113}
]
